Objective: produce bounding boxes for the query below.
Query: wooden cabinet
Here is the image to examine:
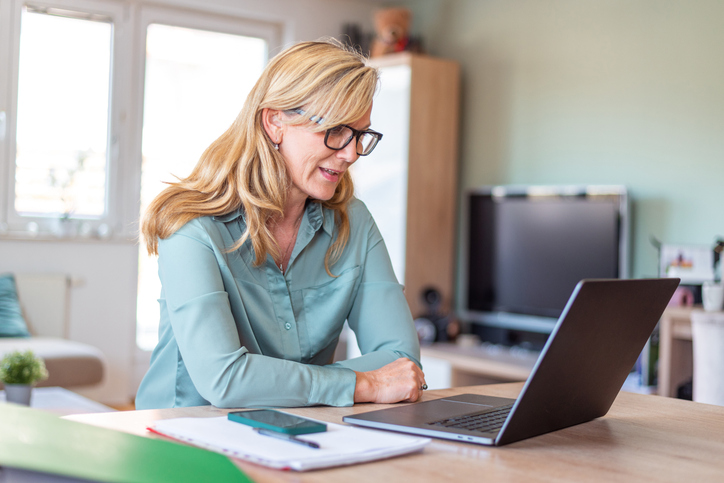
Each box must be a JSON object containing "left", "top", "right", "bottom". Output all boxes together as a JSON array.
[{"left": 353, "top": 53, "right": 460, "bottom": 318}]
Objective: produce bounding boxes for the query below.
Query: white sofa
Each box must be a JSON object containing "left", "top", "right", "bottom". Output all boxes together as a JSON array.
[{"left": 0, "top": 274, "right": 105, "bottom": 389}]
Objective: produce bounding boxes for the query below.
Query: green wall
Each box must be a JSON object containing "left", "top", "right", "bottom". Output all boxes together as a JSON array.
[{"left": 402, "top": 0, "right": 723, "bottom": 296}]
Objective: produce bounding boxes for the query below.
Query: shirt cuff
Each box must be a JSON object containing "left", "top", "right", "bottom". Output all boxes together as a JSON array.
[{"left": 310, "top": 365, "right": 357, "bottom": 407}]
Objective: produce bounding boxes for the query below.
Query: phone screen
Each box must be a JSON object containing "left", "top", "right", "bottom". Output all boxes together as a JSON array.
[{"left": 228, "top": 410, "right": 327, "bottom": 435}]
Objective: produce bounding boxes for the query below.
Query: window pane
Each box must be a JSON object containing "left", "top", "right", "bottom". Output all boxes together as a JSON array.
[
  {"left": 137, "top": 24, "right": 267, "bottom": 350},
  {"left": 14, "top": 9, "right": 112, "bottom": 217}
]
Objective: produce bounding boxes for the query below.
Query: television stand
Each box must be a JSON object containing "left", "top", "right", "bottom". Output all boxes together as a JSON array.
[{"left": 420, "top": 342, "right": 539, "bottom": 388}]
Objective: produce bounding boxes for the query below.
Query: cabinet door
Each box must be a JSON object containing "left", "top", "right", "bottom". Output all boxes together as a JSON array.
[
  {"left": 351, "top": 64, "right": 411, "bottom": 284},
  {"left": 355, "top": 53, "right": 460, "bottom": 319}
]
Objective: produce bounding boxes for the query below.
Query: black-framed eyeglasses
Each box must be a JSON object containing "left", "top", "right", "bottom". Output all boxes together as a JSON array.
[{"left": 289, "top": 108, "right": 383, "bottom": 156}]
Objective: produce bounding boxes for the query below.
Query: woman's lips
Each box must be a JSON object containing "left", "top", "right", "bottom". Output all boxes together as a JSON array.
[{"left": 319, "top": 167, "right": 341, "bottom": 181}]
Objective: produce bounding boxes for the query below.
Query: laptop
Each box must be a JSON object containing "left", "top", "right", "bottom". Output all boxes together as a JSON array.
[{"left": 343, "top": 278, "right": 679, "bottom": 446}]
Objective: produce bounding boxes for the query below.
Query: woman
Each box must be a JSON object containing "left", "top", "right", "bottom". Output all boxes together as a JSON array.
[{"left": 135, "top": 40, "right": 425, "bottom": 409}]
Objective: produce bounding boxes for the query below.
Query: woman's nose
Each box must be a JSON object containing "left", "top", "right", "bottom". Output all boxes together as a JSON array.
[{"left": 337, "top": 140, "right": 359, "bottom": 163}]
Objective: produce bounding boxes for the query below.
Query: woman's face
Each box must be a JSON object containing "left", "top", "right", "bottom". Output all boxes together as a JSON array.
[{"left": 278, "top": 105, "right": 373, "bottom": 206}]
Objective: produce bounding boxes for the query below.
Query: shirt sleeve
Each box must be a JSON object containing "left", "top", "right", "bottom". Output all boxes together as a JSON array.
[
  {"left": 331, "top": 221, "right": 422, "bottom": 373},
  {"left": 157, "top": 221, "right": 357, "bottom": 408}
]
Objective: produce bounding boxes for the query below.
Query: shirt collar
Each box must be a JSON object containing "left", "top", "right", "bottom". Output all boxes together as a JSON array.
[
  {"left": 212, "top": 201, "right": 334, "bottom": 236},
  {"left": 307, "top": 201, "right": 335, "bottom": 237},
  {"left": 319, "top": 204, "right": 336, "bottom": 237},
  {"left": 212, "top": 210, "right": 244, "bottom": 223}
]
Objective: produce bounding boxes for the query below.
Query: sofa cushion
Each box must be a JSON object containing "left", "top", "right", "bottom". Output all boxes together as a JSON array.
[
  {"left": 0, "top": 337, "right": 105, "bottom": 388},
  {"left": 0, "top": 274, "right": 31, "bottom": 338}
]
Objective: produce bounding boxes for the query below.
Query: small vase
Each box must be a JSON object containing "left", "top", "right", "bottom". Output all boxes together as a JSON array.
[{"left": 4, "top": 384, "right": 33, "bottom": 406}]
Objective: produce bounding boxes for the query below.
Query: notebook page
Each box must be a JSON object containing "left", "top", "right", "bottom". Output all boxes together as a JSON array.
[{"left": 150, "top": 416, "right": 430, "bottom": 471}]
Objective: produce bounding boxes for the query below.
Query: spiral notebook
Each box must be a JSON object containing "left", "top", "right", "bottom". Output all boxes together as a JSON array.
[{"left": 149, "top": 414, "right": 430, "bottom": 471}]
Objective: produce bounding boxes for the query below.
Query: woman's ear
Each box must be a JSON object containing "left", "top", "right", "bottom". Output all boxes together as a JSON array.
[{"left": 261, "top": 108, "right": 284, "bottom": 145}]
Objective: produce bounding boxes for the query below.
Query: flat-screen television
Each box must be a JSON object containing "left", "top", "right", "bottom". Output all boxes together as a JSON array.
[{"left": 464, "top": 185, "right": 629, "bottom": 342}]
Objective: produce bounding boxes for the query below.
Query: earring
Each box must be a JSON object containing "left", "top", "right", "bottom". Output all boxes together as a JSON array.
[{"left": 274, "top": 142, "right": 279, "bottom": 151}]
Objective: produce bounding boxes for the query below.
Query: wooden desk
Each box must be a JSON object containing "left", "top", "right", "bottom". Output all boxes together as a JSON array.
[
  {"left": 67, "top": 383, "right": 724, "bottom": 482},
  {"left": 660, "top": 308, "right": 724, "bottom": 402}
]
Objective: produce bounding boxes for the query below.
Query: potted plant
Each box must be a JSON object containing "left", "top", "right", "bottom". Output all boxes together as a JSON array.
[{"left": 0, "top": 350, "right": 48, "bottom": 406}]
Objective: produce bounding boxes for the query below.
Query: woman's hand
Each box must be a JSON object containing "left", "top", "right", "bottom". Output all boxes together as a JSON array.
[{"left": 354, "top": 358, "right": 427, "bottom": 404}]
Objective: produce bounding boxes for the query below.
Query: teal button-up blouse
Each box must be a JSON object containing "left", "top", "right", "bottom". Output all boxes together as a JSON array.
[{"left": 135, "top": 198, "right": 420, "bottom": 409}]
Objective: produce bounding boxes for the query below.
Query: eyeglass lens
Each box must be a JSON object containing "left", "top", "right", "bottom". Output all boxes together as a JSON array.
[{"left": 325, "top": 126, "right": 380, "bottom": 155}]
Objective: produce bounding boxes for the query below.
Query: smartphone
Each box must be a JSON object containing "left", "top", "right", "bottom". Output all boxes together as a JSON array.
[{"left": 228, "top": 409, "right": 327, "bottom": 435}]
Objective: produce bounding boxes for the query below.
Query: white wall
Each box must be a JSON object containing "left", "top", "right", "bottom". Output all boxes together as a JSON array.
[
  {"left": 404, "top": 0, "right": 724, "bottom": 304},
  {"left": 0, "top": 240, "right": 137, "bottom": 403},
  {"left": 0, "top": 0, "right": 380, "bottom": 405},
  {"left": 141, "top": 0, "right": 380, "bottom": 50}
]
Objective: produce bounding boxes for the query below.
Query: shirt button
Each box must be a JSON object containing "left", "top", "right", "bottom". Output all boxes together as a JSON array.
[{"left": 285, "top": 323, "right": 292, "bottom": 330}]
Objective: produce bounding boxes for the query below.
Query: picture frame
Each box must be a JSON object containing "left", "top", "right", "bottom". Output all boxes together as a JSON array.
[{"left": 659, "top": 244, "right": 714, "bottom": 284}]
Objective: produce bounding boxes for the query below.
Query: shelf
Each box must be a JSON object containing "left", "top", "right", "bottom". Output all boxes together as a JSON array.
[{"left": 421, "top": 342, "right": 538, "bottom": 383}]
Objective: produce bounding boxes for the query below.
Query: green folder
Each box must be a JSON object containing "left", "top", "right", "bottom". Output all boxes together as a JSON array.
[{"left": 0, "top": 404, "right": 251, "bottom": 482}]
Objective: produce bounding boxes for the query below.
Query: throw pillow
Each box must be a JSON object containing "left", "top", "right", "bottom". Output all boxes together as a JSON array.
[{"left": 0, "top": 274, "right": 31, "bottom": 337}]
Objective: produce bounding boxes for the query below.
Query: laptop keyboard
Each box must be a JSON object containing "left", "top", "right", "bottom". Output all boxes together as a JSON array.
[{"left": 427, "top": 404, "right": 514, "bottom": 433}]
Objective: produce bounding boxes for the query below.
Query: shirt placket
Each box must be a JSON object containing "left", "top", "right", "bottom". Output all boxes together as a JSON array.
[
  {"left": 266, "top": 208, "right": 320, "bottom": 362},
  {"left": 266, "top": 261, "right": 302, "bottom": 362}
]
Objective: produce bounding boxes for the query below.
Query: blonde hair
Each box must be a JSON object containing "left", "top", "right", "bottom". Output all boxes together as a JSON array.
[{"left": 141, "top": 40, "right": 379, "bottom": 274}]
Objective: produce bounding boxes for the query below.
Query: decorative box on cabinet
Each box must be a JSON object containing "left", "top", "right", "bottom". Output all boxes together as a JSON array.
[{"left": 352, "top": 52, "right": 460, "bottom": 319}]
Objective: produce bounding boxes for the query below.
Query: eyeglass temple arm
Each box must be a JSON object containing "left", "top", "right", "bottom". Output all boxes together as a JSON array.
[{"left": 289, "top": 108, "right": 325, "bottom": 125}]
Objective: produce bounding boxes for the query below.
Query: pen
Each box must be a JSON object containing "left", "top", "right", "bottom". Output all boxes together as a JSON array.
[{"left": 254, "top": 428, "right": 320, "bottom": 449}]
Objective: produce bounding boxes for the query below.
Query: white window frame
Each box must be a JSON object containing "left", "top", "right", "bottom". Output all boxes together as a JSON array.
[
  {"left": 130, "top": 4, "right": 282, "bottom": 386},
  {"left": 124, "top": 4, "right": 282, "bottom": 241},
  {"left": 0, "top": 0, "right": 130, "bottom": 240},
  {"left": 0, "top": 0, "right": 283, "bottom": 242}
]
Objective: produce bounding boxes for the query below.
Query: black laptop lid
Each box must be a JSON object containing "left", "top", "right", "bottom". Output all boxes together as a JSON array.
[{"left": 496, "top": 278, "right": 679, "bottom": 445}]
